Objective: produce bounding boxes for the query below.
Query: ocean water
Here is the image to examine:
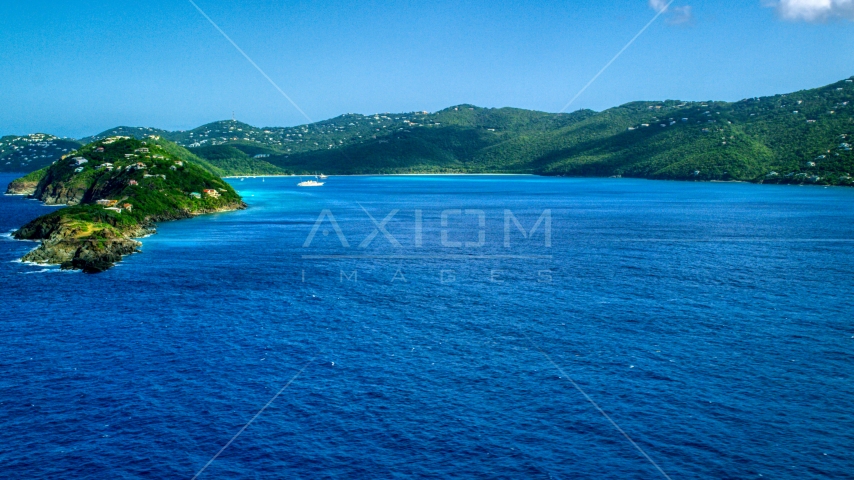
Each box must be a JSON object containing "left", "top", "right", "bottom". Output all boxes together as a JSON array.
[{"left": 1, "top": 174, "right": 852, "bottom": 479}]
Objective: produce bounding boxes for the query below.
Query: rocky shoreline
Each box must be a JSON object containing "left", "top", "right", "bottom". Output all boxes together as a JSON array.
[
  {"left": 5, "top": 179, "right": 39, "bottom": 196},
  {"left": 13, "top": 201, "right": 245, "bottom": 273}
]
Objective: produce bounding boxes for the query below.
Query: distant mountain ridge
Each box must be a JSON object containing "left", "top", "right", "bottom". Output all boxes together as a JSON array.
[
  {"left": 0, "top": 134, "right": 83, "bottom": 174},
  {"left": 4, "top": 76, "right": 854, "bottom": 184}
]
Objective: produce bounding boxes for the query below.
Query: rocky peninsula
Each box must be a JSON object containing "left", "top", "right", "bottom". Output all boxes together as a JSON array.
[{"left": 6, "top": 137, "right": 245, "bottom": 273}]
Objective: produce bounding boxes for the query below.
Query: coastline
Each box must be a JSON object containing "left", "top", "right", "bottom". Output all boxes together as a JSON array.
[
  {"left": 15, "top": 201, "right": 246, "bottom": 273},
  {"left": 223, "top": 173, "right": 536, "bottom": 178},
  {"left": 221, "top": 173, "right": 848, "bottom": 187},
  {"left": 4, "top": 138, "right": 247, "bottom": 273}
]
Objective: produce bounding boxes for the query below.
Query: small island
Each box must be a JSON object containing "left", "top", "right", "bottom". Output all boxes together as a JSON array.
[{"left": 6, "top": 137, "right": 245, "bottom": 273}]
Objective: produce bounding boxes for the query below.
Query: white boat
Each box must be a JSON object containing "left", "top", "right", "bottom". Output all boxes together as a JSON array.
[
  {"left": 297, "top": 179, "right": 324, "bottom": 187},
  {"left": 318, "top": 173, "right": 328, "bottom": 179},
  {"left": 298, "top": 173, "right": 325, "bottom": 187}
]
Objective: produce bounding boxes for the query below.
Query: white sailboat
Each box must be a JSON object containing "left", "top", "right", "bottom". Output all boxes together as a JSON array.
[{"left": 318, "top": 173, "right": 328, "bottom": 179}]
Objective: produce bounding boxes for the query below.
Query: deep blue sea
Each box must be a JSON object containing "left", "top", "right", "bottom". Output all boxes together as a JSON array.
[{"left": 1, "top": 174, "right": 852, "bottom": 479}]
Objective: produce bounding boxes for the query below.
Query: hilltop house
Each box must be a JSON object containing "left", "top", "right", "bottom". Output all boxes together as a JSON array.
[
  {"left": 74, "top": 167, "right": 84, "bottom": 173},
  {"left": 202, "top": 189, "right": 220, "bottom": 198},
  {"left": 126, "top": 162, "right": 148, "bottom": 171},
  {"left": 72, "top": 157, "right": 88, "bottom": 165},
  {"left": 96, "top": 199, "right": 119, "bottom": 207},
  {"left": 135, "top": 148, "right": 149, "bottom": 153},
  {"left": 96, "top": 147, "right": 105, "bottom": 152},
  {"left": 189, "top": 192, "right": 202, "bottom": 199},
  {"left": 128, "top": 180, "right": 138, "bottom": 186},
  {"left": 103, "top": 136, "right": 130, "bottom": 145},
  {"left": 806, "top": 161, "right": 816, "bottom": 167},
  {"left": 122, "top": 203, "right": 133, "bottom": 212},
  {"left": 104, "top": 207, "right": 123, "bottom": 213}
]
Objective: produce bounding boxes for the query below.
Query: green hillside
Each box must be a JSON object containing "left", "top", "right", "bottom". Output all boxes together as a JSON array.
[
  {"left": 191, "top": 145, "right": 287, "bottom": 175},
  {"left": 9, "top": 136, "right": 244, "bottom": 272},
  {"left": 7, "top": 76, "right": 854, "bottom": 183},
  {"left": 272, "top": 78, "right": 854, "bottom": 184},
  {"left": 78, "top": 126, "right": 173, "bottom": 145}
]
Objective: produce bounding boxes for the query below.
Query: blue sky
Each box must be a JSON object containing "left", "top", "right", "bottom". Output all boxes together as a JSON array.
[{"left": 1, "top": 0, "right": 852, "bottom": 138}]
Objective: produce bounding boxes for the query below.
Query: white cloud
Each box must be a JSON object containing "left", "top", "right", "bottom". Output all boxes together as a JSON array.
[
  {"left": 765, "top": 0, "right": 854, "bottom": 22},
  {"left": 668, "top": 6, "right": 694, "bottom": 24},
  {"left": 649, "top": 0, "right": 670, "bottom": 11},
  {"left": 648, "top": 0, "right": 695, "bottom": 25}
]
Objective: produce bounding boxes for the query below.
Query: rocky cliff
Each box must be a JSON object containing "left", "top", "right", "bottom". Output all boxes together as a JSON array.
[
  {"left": 5, "top": 169, "right": 48, "bottom": 196},
  {"left": 15, "top": 218, "right": 146, "bottom": 273}
]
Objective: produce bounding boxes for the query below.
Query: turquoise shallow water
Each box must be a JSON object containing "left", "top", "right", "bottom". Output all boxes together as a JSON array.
[{"left": 1, "top": 174, "right": 853, "bottom": 478}]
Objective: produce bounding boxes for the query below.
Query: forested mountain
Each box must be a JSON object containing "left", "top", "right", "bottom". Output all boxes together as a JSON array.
[
  {"left": 5, "top": 76, "right": 854, "bottom": 184},
  {"left": 270, "top": 77, "right": 854, "bottom": 184}
]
